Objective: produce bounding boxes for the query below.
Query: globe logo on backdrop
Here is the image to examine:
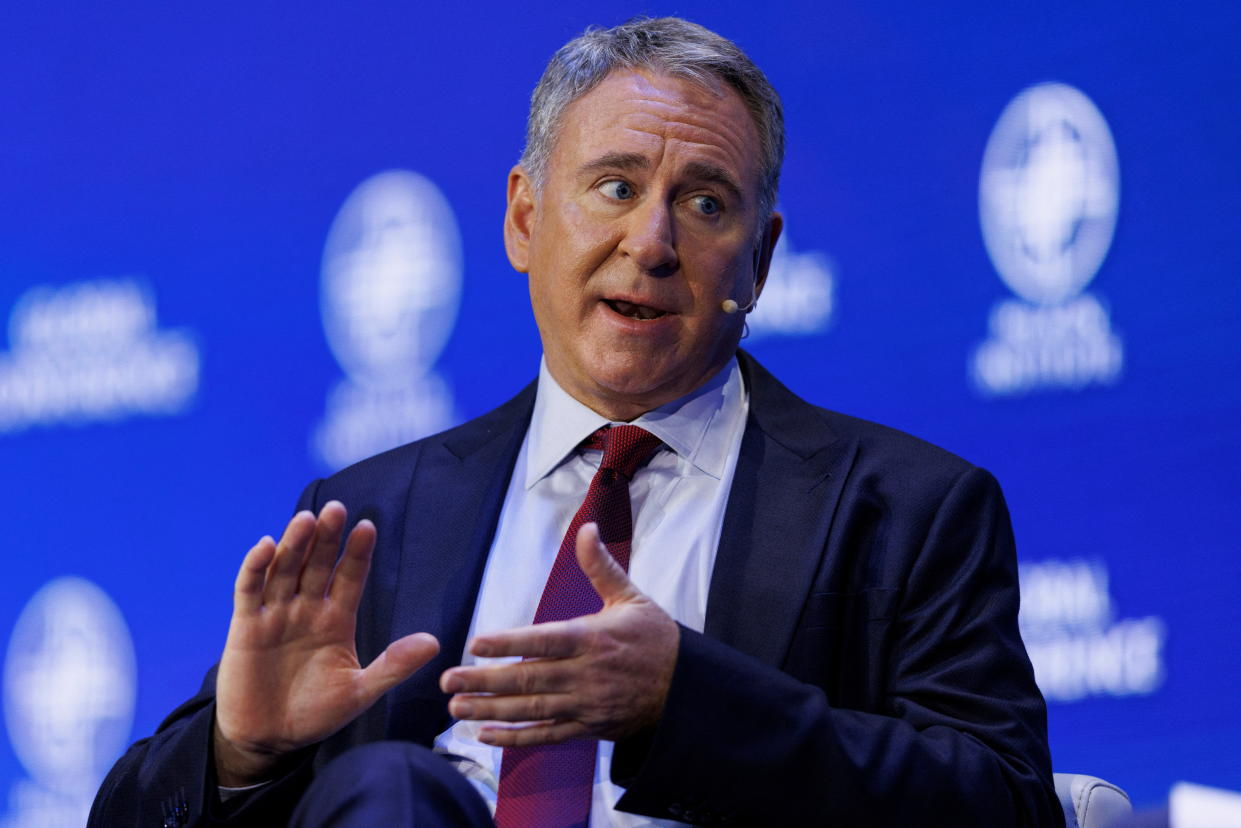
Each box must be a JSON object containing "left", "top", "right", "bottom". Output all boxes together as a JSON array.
[
  {"left": 979, "top": 82, "right": 1119, "bottom": 306},
  {"left": 972, "top": 82, "right": 1124, "bottom": 395},
  {"left": 314, "top": 170, "right": 463, "bottom": 469},
  {"left": 2, "top": 577, "right": 136, "bottom": 827}
]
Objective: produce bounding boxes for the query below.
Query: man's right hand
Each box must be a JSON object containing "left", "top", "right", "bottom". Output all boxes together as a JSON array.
[{"left": 213, "top": 501, "right": 439, "bottom": 786}]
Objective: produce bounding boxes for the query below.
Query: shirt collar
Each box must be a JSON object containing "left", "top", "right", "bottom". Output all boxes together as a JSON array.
[{"left": 524, "top": 356, "right": 746, "bottom": 489}]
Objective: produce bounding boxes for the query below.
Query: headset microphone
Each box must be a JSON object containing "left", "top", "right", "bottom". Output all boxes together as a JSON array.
[{"left": 721, "top": 289, "right": 757, "bottom": 315}]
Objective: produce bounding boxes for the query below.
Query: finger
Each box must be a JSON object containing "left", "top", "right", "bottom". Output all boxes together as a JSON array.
[
  {"left": 478, "top": 720, "right": 588, "bottom": 748},
  {"left": 233, "top": 536, "right": 276, "bottom": 614},
  {"left": 327, "top": 518, "right": 377, "bottom": 614},
  {"left": 298, "top": 501, "right": 346, "bottom": 599},
  {"left": 448, "top": 691, "right": 577, "bottom": 723},
  {"left": 265, "top": 512, "right": 316, "bottom": 602},
  {"left": 440, "top": 658, "right": 571, "bottom": 695},
  {"left": 576, "top": 522, "right": 640, "bottom": 605},
  {"left": 356, "top": 632, "right": 440, "bottom": 705},
  {"left": 468, "top": 618, "right": 586, "bottom": 660}
]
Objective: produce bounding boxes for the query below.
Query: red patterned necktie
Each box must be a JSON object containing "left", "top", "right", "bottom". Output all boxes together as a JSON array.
[{"left": 493, "top": 424, "right": 664, "bottom": 828}]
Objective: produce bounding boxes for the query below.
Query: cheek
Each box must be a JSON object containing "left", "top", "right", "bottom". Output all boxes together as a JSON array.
[
  {"left": 537, "top": 201, "right": 618, "bottom": 272},
  {"left": 689, "top": 246, "right": 754, "bottom": 302}
]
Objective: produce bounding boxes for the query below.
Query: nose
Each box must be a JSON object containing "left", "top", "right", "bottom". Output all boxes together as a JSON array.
[{"left": 618, "top": 198, "right": 678, "bottom": 276}]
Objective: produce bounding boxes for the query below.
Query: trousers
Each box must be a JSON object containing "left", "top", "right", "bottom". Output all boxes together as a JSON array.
[{"left": 289, "top": 742, "right": 495, "bottom": 827}]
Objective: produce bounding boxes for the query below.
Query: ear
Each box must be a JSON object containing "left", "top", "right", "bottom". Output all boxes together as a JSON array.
[
  {"left": 504, "top": 165, "right": 537, "bottom": 274},
  {"left": 752, "top": 211, "right": 783, "bottom": 300}
]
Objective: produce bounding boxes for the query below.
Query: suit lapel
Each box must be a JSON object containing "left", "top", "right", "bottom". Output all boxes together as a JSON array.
[
  {"left": 705, "top": 353, "right": 859, "bottom": 668},
  {"left": 387, "top": 383, "right": 535, "bottom": 731}
]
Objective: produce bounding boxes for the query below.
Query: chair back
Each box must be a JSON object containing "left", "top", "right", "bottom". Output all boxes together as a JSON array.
[{"left": 1054, "top": 773, "right": 1133, "bottom": 828}]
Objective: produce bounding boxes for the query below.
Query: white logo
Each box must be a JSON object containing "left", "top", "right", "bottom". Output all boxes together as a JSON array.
[
  {"left": 980, "top": 83, "right": 1119, "bottom": 305},
  {"left": 972, "top": 83, "right": 1123, "bottom": 395},
  {"left": 1019, "top": 559, "right": 1165, "bottom": 703},
  {"left": 0, "top": 279, "right": 199, "bottom": 434},
  {"left": 314, "top": 170, "right": 463, "bottom": 469},
  {"left": 748, "top": 232, "right": 836, "bottom": 340},
  {"left": 2, "top": 578, "right": 137, "bottom": 827}
]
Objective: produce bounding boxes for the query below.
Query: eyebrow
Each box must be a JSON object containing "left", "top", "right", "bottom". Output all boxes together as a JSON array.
[
  {"left": 577, "top": 153, "right": 746, "bottom": 203},
  {"left": 577, "top": 152, "right": 650, "bottom": 177},
  {"left": 681, "top": 161, "right": 743, "bottom": 203}
]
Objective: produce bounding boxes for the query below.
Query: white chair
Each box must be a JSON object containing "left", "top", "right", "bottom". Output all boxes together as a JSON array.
[{"left": 1055, "top": 773, "right": 1133, "bottom": 828}]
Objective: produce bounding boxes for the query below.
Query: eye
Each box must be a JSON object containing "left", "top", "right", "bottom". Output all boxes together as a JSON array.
[
  {"left": 690, "top": 195, "right": 721, "bottom": 216},
  {"left": 599, "top": 180, "right": 635, "bottom": 200}
]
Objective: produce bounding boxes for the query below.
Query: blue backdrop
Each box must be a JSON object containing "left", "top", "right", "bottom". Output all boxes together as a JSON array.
[{"left": 2, "top": 2, "right": 1238, "bottom": 824}]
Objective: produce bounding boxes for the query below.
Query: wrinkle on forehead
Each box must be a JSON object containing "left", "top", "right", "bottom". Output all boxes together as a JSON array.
[
  {"left": 553, "top": 69, "right": 762, "bottom": 194},
  {"left": 618, "top": 112, "right": 752, "bottom": 168}
]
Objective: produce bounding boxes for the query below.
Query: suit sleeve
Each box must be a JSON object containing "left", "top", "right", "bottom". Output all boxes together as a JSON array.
[
  {"left": 611, "top": 467, "right": 1063, "bottom": 827},
  {"left": 88, "top": 480, "right": 326, "bottom": 827}
]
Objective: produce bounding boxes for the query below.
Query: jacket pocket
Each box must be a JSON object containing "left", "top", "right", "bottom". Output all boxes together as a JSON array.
[
  {"left": 798, "top": 588, "right": 899, "bottom": 630},
  {"left": 787, "top": 588, "right": 900, "bottom": 709}
]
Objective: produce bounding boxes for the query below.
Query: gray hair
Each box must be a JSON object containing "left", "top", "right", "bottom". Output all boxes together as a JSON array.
[{"left": 520, "top": 17, "right": 785, "bottom": 219}]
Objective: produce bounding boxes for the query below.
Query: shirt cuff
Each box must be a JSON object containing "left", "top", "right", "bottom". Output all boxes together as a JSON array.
[{"left": 218, "top": 780, "right": 272, "bottom": 802}]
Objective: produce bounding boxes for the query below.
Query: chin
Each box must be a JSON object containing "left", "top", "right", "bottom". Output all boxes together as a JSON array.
[
  {"left": 587, "top": 351, "right": 694, "bottom": 409},
  {"left": 594, "top": 367, "right": 671, "bottom": 402}
]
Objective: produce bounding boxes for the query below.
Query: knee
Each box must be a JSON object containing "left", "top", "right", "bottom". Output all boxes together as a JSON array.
[
  {"left": 294, "top": 741, "right": 492, "bottom": 828},
  {"left": 319, "top": 741, "right": 443, "bottom": 783}
]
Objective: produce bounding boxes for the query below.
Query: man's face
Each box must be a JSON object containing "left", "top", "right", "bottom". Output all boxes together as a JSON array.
[{"left": 504, "top": 68, "right": 781, "bottom": 420}]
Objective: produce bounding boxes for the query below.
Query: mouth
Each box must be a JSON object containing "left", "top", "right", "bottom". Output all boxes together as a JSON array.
[{"left": 602, "top": 298, "right": 671, "bottom": 321}]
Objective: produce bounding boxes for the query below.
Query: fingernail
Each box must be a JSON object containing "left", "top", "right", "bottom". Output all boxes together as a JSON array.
[
  {"left": 442, "top": 674, "right": 463, "bottom": 692},
  {"left": 472, "top": 641, "right": 492, "bottom": 658},
  {"left": 453, "top": 700, "right": 474, "bottom": 718}
]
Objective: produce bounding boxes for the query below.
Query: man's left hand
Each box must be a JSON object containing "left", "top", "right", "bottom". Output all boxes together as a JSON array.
[{"left": 439, "top": 522, "right": 679, "bottom": 746}]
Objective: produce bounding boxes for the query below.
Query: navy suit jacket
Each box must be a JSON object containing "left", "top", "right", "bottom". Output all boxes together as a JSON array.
[{"left": 91, "top": 353, "right": 1062, "bottom": 827}]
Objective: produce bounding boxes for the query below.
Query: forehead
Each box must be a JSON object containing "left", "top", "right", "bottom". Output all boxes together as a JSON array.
[{"left": 549, "top": 68, "right": 762, "bottom": 194}]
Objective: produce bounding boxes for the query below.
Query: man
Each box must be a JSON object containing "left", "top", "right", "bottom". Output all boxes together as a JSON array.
[{"left": 91, "top": 17, "right": 1062, "bottom": 827}]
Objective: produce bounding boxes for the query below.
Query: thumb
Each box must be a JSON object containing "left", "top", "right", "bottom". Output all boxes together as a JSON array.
[
  {"left": 358, "top": 632, "right": 439, "bottom": 704},
  {"left": 576, "top": 522, "right": 640, "bottom": 606}
]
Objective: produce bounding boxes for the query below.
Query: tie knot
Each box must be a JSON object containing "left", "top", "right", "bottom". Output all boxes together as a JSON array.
[{"left": 582, "top": 425, "right": 663, "bottom": 480}]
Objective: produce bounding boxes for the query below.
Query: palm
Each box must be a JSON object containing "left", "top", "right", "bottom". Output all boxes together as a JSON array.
[{"left": 214, "top": 503, "right": 437, "bottom": 783}]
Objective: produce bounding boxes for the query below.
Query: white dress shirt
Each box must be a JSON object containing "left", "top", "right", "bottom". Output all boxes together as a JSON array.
[{"left": 433, "top": 356, "right": 750, "bottom": 827}]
